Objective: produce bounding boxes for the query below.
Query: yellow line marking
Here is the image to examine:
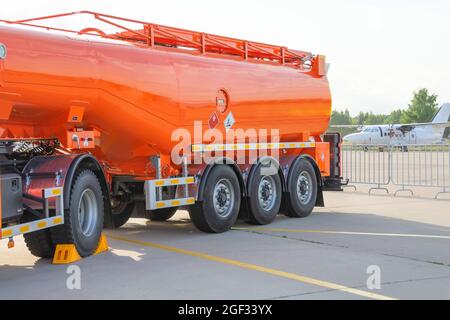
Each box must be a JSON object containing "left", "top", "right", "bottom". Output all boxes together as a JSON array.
[
  {"left": 109, "top": 235, "right": 396, "bottom": 300},
  {"left": 233, "top": 228, "right": 450, "bottom": 240}
]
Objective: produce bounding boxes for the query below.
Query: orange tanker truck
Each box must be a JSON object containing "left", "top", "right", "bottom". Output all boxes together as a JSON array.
[{"left": 0, "top": 11, "right": 343, "bottom": 259}]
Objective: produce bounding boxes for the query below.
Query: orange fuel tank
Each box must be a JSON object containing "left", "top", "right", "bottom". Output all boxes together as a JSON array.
[{"left": 0, "top": 12, "right": 332, "bottom": 178}]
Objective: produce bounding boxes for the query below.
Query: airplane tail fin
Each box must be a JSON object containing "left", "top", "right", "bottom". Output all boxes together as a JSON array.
[{"left": 433, "top": 103, "right": 450, "bottom": 123}]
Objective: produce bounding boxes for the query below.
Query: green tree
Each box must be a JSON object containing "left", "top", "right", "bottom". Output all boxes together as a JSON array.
[
  {"left": 365, "top": 112, "right": 388, "bottom": 125},
  {"left": 401, "top": 89, "right": 438, "bottom": 123},
  {"left": 330, "top": 109, "right": 352, "bottom": 125},
  {"left": 385, "top": 109, "right": 405, "bottom": 124},
  {"left": 328, "top": 88, "right": 440, "bottom": 135},
  {"left": 329, "top": 109, "right": 357, "bottom": 136},
  {"left": 354, "top": 112, "right": 368, "bottom": 125}
]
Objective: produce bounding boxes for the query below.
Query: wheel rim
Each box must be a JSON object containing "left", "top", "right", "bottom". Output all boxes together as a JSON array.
[
  {"left": 213, "top": 179, "right": 235, "bottom": 218},
  {"left": 296, "top": 171, "right": 313, "bottom": 205},
  {"left": 258, "top": 176, "right": 277, "bottom": 211},
  {"left": 77, "top": 188, "right": 99, "bottom": 237}
]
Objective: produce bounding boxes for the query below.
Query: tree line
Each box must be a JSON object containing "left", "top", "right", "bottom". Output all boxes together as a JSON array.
[{"left": 329, "top": 89, "right": 439, "bottom": 136}]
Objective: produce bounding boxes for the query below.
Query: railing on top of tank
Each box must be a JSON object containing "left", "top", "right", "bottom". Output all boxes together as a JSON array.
[{"left": 0, "top": 11, "right": 313, "bottom": 70}]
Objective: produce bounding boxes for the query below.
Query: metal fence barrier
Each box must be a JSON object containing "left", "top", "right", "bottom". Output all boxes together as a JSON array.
[
  {"left": 341, "top": 144, "right": 450, "bottom": 198},
  {"left": 342, "top": 145, "right": 391, "bottom": 194}
]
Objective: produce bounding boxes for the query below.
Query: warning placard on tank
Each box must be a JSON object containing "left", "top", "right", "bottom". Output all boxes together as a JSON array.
[
  {"left": 208, "top": 112, "right": 219, "bottom": 129},
  {"left": 224, "top": 112, "right": 236, "bottom": 131}
]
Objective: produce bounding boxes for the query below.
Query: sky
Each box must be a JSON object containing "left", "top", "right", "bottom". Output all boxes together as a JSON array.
[{"left": 1, "top": 0, "right": 449, "bottom": 115}]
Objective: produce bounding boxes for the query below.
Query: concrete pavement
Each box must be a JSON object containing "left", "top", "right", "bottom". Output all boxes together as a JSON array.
[{"left": 1, "top": 191, "right": 449, "bottom": 300}]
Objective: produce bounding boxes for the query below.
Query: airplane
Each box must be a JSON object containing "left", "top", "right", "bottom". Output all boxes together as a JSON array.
[{"left": 336, "top": 103, "right": 450, "bottom": 145}]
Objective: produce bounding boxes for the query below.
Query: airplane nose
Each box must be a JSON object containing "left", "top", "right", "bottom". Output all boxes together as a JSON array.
[
  {"left": 343, "top": 133, "right": 363, "bottom": 144},
  {"left": 343, "top": 134, "right": 354, "bottom": 143}
]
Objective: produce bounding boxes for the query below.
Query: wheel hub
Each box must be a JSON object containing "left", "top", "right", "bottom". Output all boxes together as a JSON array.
[
  {"left": 261, "top": 185, "right": 270, "bottom": 200},
  {"left": 217, "top": 188, "right": 228, "bottom": 206},
  {"left": 296, "top": 171, "right": 312, "bottom": 205},
  {"left": 213, "top": 179, "right": 235, "bottom": 217},
  {"left": 77, "top": 188, "right": 99, "bottom": 237},
  {"left": 258, "top": 176, "right": 276, "bottom": 211}
]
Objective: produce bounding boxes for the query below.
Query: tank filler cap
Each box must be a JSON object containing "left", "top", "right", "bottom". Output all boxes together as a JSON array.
[
  {"left": 0, "top": 43, "right": 6, "bottom": 59},
  {"left": 216, "top": 89, "right": 229, "bottom": 114}
]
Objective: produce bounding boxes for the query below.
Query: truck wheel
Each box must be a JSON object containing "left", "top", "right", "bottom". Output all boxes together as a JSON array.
[
  {"left": 145, "top": 207, "right": 178, "bottom": 221},
  {"left": 247, "top": 165, "right": 282, "bottom": 225},
  {"left": 51, "top": 170, "right": 104, "bottom": 257},
  {"left": 286, "top": 159, "right": 318, "bottom": 218},
  {"left": 189, "top": 165, "right": 241, "bottom": 233},
  {"left": 22, "top": 212, "right": 56, "bottom": 258},
  {"left": 111, "top": 201, "right": 135, "bottom": 228},
  {"left": 23, "top": 230, "right": 55, "bottom": 259}
]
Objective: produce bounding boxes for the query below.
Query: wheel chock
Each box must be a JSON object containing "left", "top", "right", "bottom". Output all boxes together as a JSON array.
[
  {"left": 52, "top": 234, "right": 108, "bottom": 264},
  {"left": 93, "top": 233, "right": 109, "bottom": 256},
  {"left": 53, "top": 244, "right": 82, "bottom": 265}
]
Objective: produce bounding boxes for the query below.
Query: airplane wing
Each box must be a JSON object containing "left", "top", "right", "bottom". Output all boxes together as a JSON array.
[
  {"left": 330, "top": 125, "right": 360, "bottom": 128},
  {"left": 395, "top": 122, "right": 450, "bottom": 133},
  {"left": 329, "top": 125, "right": 365, "bottom": 130}
]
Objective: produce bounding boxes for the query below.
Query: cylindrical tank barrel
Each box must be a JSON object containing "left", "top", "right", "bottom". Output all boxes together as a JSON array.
[{"left": 0, "top": 25, "right": 332, "bottom": 177}]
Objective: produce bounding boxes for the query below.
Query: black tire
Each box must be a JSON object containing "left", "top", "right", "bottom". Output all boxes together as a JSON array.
[
  {"left": 22, "top": 212, "right": 56, "bottom": 259},
  {"left": 246, "top": 164, "right": 282, "bottom": 225},
  {"left": 145, "top": 207, "right": 178, "bottom": 221},
  {"left": 50, "top": 170, "right": 104, "bottom": 257},
  {"left": 111, "top": 201, "right": 135, "bottom": 228},
  {"left": 23, "top": 230, "right": 55, "bottom": 259},
  {"left": 189, "top": 165, "right": 241, "bottom": 233},
  {"left": 286, "top": 159, "right": 318, "bottom": 218}
]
